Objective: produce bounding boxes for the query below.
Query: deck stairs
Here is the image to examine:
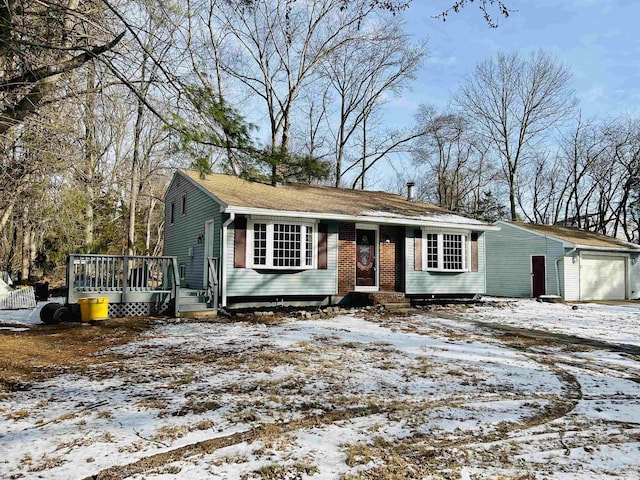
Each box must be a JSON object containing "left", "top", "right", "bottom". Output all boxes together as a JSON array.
[{"left": 177, "top": 289, "right": 217, "bottom": 317}]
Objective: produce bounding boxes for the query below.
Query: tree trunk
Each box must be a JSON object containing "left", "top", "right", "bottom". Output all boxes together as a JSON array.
[
  {"left": 20, "top": 207, "right": 30, "bottom": 282},
  {"left": 508, "top": 169, "right": 517, "bottom": 221},
  {"left": 128, "top": 96, "right": 144, "bottom": 256},
  {"left": 83, "top": 60, "right": 97, "bottom": 248}
]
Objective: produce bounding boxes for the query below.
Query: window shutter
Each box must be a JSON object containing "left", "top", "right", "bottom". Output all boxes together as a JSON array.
[
  {"left": 471, "top": 232, "right": 479, "bottom": 272},
  {"left": 318, "top": 223, "right": 328, "bottom": 269},
  {"left": 234, "top": 216, "right": 247, "bottom": 268},
  {"left": 414, "top": 229, "right": 422, "bottom": 271}
]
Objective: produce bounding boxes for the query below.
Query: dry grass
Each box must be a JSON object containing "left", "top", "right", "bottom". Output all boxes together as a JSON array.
[
  {"left": 153, "top": 424, "right": 190, "bottom": 443},
  {"left": 0, "top": 318, "right": 156, "bottom": 393},
  {"left": 254, "top": 460, "right": 319, "bottom": 480}
]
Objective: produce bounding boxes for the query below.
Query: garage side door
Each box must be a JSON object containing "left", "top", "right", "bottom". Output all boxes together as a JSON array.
[{"left": 580, "top": 254, "right": 626, "bottom": 300}]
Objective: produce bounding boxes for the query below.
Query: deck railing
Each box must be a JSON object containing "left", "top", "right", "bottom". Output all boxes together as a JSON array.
[{"left": 66, "top": 254, "right": 180, "bottom": 315}]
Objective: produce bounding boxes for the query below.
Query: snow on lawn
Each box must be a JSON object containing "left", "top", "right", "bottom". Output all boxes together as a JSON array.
[
  {"left": 0, "top": 297, "right": 65, "bottom": 328},
  {"left": 1, "top": 312, "right": 639, "bottom": 479},
  {"left": 466, "top": 298, "right": 640, "bottom": 346}
]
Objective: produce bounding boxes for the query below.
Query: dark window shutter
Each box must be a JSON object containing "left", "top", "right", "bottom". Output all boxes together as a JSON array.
[
  {"left": 234, "top": 216, "right": 247, "bottom": 268},
  {"left": 471, "top": 232, "right": 479, "bottom": 272},
  {"left": 318, "top": 223, "right": 328, "bottom": 269},
  {"left": 414, "top": 229, "right": 422, "bottom": 271}
]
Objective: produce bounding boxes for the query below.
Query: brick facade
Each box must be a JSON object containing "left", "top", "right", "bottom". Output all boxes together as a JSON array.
[
  {"left": 379, "top": 226, "right": 404, "bottom": 292},
  {"left": 337, "top": 223, "right": 404, "bottom": 295},
  {"left": 338, "top": 223, "right": 356, "bottom": 294}
]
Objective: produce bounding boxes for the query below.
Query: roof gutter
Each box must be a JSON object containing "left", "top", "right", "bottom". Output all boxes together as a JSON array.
[
  {"left": 573, "top": 244, "right": 640, "bottom": 254},
  {"left": 220, "top": 212, "right": 235, "bottom": 308},
  {"left": 223, "top": 206, "right": 499, "bottom": 231}
]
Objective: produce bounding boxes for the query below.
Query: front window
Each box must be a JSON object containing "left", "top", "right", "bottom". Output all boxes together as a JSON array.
[
  {"left": 249, "top": 220, "right": 315, "bottom": 269},
  {"left": 253, "top": 223, "right": 267, "bottom": 266},
  {"left": 443, "top": 234, "right": 463, "bottom": 270},
  {"left": 422, "top": 230, "right": 468, "bottom": 271},
  {"left": 426, "top": 233, "right": 438, "bottom": 269}
]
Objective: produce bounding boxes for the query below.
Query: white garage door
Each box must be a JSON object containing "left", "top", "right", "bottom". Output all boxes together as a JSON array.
[{"left": 580, "top": 254, "right": 627, "bottom": 300}]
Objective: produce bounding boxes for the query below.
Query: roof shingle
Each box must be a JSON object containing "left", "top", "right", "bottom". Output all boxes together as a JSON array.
[
  {"left": 181, "top": 169, "right": 483, "bottom": 225},
  {"left": 512, "top": 222, "right": 640, "bottom": 250}
]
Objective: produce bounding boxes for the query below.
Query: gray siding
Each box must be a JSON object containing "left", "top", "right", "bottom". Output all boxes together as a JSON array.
[
  {"left": 226, "top": 220, "right": 338, "bottom": 297},
  {"left": 405, "top": 227, "right": 486, "bottom": 295},
  {"left": 485, "top": 223, "right": 565, "bottom": 297},
  {"left": 163, "top": 174, "right": 222, "bottom": 289}
]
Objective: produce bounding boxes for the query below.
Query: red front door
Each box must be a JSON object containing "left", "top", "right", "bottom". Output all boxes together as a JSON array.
[
  {"left": 531, "top": 255, "right": 546, "bottom": 297},
  {"left": 356, "top": 229, "right": 377, "bottom": 288}
]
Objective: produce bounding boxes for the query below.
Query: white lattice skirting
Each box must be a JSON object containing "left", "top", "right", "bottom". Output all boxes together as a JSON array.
[{"left": 108, "top": 301, "right": 174, "bottom": 318}]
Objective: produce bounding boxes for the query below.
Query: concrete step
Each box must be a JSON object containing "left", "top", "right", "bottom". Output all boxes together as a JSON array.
[
  {"left": 368, "top": 291, "right": 408, "bottom": 305},
  {"left": 381, "top": 302, "right": 412, "bottom": 311},
  {"left": 178, "top": 310, "right": 218, "bottom": 319}
]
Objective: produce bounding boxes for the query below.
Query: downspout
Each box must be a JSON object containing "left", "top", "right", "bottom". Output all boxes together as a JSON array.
[
  {"left": 555, "top": 247, "right": 577, "bottom": 297},
  {"left": 221, "top": 212, "right": 235, "bottom": 308}
]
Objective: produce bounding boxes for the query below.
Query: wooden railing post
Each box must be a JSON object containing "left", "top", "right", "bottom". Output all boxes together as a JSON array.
[
  {"left": 122, "top": 256, "right": 129, "bottom": 304},
  {"left": 66, "top": 255, "right": 75, "bottom": 304}
]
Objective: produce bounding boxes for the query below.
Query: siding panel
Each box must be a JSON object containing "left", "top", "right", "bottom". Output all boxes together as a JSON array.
[
  {"left": 405, "top": 227, "right": 486, "bottom": 295},
  {"left": 163, "top": 174, "right": 222, "bottom": 289},
  {"left": 226, "top": 220, "right": 338, "bottom": 297},
  {"left": 485, "top": 223, "right": 564, "bottom": 298}
]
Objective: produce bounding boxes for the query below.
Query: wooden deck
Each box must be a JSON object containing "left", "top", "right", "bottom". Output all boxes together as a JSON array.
[{"left": 66, "top": 254, "right": 218, "bottom": 317}]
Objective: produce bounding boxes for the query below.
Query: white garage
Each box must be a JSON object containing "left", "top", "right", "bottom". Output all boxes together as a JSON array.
[
  {"left": 579, "top": 254, "right": 627, "bottom": 300},
  {"left": 485, "top": 222, "right": 640, "bottom": 301}
]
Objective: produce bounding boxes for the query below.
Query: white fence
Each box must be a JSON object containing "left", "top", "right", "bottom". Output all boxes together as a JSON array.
[{"left": 0, "top": 287, "right": 36, "bottom": 310}]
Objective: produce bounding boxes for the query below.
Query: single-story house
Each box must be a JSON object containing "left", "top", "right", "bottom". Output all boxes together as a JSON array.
[
  {"left": 485, "top": 221, "right": 640, "bottom": 301},
  {"left": 163, "top": 169, "right": 498, "bottom": 309}
]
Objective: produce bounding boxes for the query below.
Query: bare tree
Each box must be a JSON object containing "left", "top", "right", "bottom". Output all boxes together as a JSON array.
[
  {"left": 412, "top": 105, "right": 497, "bottom": 212},
  {"left": 0, "top": 0, "right": 124, "bottom": 134},
  {"left": 321, "top": 20, "right": 424, "bottom": 187},
  {"left": 214, "top": 0, "right": 379, "bottom": 183},
  {"left": 456, "top": 51, "right": 576, "bottom": 220}
]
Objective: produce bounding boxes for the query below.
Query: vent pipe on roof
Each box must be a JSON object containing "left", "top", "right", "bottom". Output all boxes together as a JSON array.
[{"left": 407, "top": 182, "right": 415, "bottom": 202}]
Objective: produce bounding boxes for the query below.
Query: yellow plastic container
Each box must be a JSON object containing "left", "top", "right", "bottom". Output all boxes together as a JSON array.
[{"left": 78, "top": 297, "right": 109, "bottom": 322}]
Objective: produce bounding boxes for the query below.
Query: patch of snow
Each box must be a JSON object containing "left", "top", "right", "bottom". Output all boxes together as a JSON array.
[
  {"left": 0, "top": 297, "right": 65, "bottom": 326},
  {"left": 467, "top": 298, "right": 640, "bottom": 346}
]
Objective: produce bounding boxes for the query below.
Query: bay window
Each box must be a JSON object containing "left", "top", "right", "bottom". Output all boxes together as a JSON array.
[{"left": 248, "top": 219, "right": 316, "bottom": 269}]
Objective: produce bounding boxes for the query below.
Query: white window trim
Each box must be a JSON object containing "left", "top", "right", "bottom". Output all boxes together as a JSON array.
[
  {"left": 420, "top": 228, "right": 470, "bottom": 273},
  {"left": 246, "top": 217, "right": 318, "bottom": 270}
]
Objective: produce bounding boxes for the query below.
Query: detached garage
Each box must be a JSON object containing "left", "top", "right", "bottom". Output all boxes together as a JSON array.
[{"left": 485, "top": 222, "right": 640, "bottom": 301}]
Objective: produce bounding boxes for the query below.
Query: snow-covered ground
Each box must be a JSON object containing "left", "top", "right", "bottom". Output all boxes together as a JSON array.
[
  {"left": 1, "top": 305, "right": 639, "bottom": 479},
  {"left": 0, "top": 297, "right": 65, "bottom": 330},
  {"left": 466, "top": 298, "right": 640, "bottom": 346}
]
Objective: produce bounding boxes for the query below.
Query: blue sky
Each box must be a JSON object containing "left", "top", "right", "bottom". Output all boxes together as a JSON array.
[{"left": 391, "top": 0, "right": 640, "bottom": 122}]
